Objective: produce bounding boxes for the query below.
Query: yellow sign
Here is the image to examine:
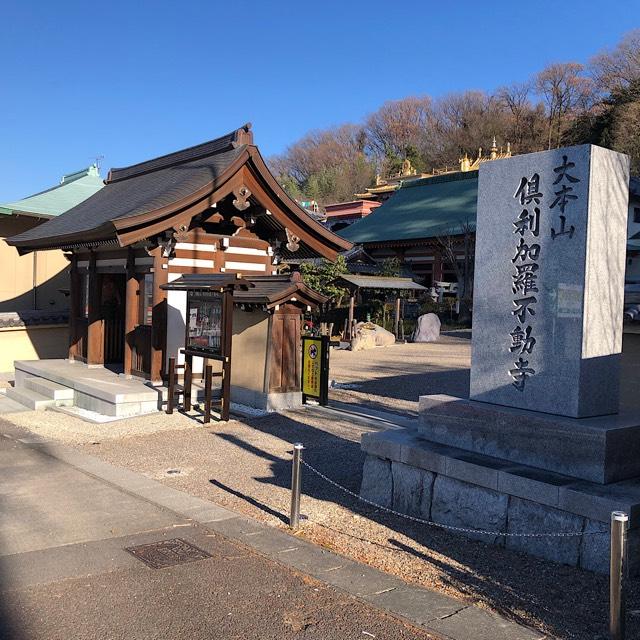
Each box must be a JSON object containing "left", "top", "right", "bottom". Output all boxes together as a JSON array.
[{"left": 302, "top": 338, "right": 322, "bottom": 397}]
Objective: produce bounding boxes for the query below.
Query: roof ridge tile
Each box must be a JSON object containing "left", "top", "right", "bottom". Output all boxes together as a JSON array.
[{"left": 106, "top": 125, "right": 249, "bottom": 184}]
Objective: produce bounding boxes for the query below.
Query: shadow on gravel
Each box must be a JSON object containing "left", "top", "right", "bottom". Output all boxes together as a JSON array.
[
  {"left": 209, "top": 478, "right": 288, "bottom": 524},
  {"left": 213, "top": 410, "right": 640, "bottom": 640},
  {"left": 330, "top": 367, "right": 470, "bottom": 405}
]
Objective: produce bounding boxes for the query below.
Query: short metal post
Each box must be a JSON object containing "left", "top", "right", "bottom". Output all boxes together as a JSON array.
[
  {"left": 290, "top": 443, "right": 304, "bottom": 529},
  {"left": 610, "top": 510, "right": 629, "bottom": 640}
]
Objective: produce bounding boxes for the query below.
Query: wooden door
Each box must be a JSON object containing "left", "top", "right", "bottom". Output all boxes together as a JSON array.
[
  {"left": 102, "top": 274, "right": 126, "bottom": 365},
  {"left": 269, "top": 309, "right": 301, "bottom": 393}
]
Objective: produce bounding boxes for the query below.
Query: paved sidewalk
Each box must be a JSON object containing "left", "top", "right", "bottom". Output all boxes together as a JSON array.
[{"left": 0, "top": 422, "right": 543, "bottom": 640}]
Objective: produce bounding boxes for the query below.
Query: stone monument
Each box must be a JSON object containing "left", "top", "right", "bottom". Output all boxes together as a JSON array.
[
  {"left": 470, "top": 144, "right": 627, "bottom": 418},
  {"left": 359, "top": 145, "right": 640, "bottom": 573}
]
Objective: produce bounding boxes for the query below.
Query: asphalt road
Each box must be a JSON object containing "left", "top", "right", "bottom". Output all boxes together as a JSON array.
[{"left": 0, "top": 426, "right": 434, "bottom": 640}]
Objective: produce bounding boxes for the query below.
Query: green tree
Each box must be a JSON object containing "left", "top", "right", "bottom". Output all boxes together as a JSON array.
[
  {"left": 299, "top": 256, "right": 348, "bottom": 304},
  {"left": 380, "top": 257, "right": 401, "bottom": 277}
]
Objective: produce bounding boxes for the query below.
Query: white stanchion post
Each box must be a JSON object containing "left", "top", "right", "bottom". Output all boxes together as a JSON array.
[
  {"left": 290, "top": 443, "right": 304, "bottom": 530},
  {"left": 610, "top": 510, "right": 629, "bottom": 640}
]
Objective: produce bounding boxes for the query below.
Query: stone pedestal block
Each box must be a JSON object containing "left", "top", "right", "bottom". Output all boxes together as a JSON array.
[
  {"left": 419, "top": 394, "right": 640, "bottom": 483},
  {"left": 360, "top": 456, "right": 392, "bottom": 508},
  {"left": 360, "top": 427, "right": 640, "bottom": 574},
  {"left": 431, "top": 476, "right": 507, "bottom": 544},
  {"left": 505, "top": 498, "right": 583, "bottom": 565}
]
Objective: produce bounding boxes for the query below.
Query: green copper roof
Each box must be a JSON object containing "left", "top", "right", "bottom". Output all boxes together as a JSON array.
[
  {"left": 0, "top": 165, "right": 104, "bottom": 219},
  {"left": 339, "top": 171, "right": 478, "bottom": 243}
]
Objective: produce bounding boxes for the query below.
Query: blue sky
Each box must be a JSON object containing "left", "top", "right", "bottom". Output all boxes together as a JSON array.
[{"left": 0, "top": 0, "right": 637, "bottom": 201}]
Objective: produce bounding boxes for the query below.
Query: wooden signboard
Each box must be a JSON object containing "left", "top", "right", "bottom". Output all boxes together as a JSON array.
[{"left": 301, "top": 335, "right": 329, "bottom": 406}]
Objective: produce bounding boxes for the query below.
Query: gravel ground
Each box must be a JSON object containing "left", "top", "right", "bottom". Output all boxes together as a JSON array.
[
  {"left": 328, "top": 333, "right": 640, "bottom": 416},
  {"left": 5, "top": 333, "right": 640, "bottom": 639},
  {"left": 22, "top": 408, "right": 630, "bottom": 640},
  {"left": 328, "top": 335, "right": 471, "bottom": 415},
  {"left": 0, "top": 406, "right": 203, "bottom": 443}
]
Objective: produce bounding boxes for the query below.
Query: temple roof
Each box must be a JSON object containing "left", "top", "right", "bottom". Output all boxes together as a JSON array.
[
  {"left": 7, "top": 125, "right": 351, "bottom": 260},
  {"left": 341, "top": 171, "right": 478, "bottom": 244},
  {"left": 0, "top": 165, "right": 104, "bottom": 219},
  {"left": 234, "top": 273, "right": 328, "bottom": 309}
]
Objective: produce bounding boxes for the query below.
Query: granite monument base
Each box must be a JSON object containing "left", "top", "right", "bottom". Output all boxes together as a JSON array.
[
  {"left": 419, "top": 394, "right": 640, "bottom": 484},
  {"left": 360, "top": 427, "right": 640, "bottom": 574}
]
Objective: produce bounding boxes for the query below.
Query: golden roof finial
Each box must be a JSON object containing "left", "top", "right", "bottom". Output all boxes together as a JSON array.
[{"left": 490, "top": 136, "right": 498, "bottom": 160}]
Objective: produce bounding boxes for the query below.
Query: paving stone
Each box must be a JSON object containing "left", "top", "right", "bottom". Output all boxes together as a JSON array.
[
  {"left": 427, "top": 604, "right": 545, "bottom": 640},
  {"left": 315, "top": 560, "right": 404, "bottom": 597},
  {"left": 359, "top": 455, "right": 392, "bottom": 508},
  {"left": 431, "top": 475, "right": 508, "bottom": 544},
  {"left": 362, "top": 585, "right": 462, "bottom": 625},
  {"left": 506, "top": 497, "right": 584, "bottom": 566}
]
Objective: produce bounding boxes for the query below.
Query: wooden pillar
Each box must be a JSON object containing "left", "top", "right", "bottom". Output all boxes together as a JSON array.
[
  {"left": 348, "top": 292, "right": 355, "bottom": 340},
  {"left": 68, "top": 254, "right": 80, "bottom": 360},
  {"left": 123, "top": 249, "right": 138, "bottom": 376},
  {"left": 394, "top": 296, "right": 401, "bottom": 340},
  {"left": 220, "top": 289, "right": 233, "bottom": 421},
  {"left": 150, "top": 248, "right": 168, "bottom": 384},
  {"left": 433, "top": 249, "right": 443, "bottom": 283},
  {"left": 86, "top": 252, "right": 104, "bottom": 365}
]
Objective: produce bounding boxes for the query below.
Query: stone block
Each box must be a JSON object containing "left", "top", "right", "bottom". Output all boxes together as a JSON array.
[
  {"left": 506, "top": 497, "right": 584, "bottom": 566},
  {"left": 579, "top": 519, "right": 609, "bottom": 574},
  {"left": 391, "top": 462, "right": 434, "bottom": 518},
  {"left": 445, "top": 452, "right": 512, "bottom": 490},
  {"left": 431, "top": 476, "right": 508, "bottom": 544},
  {"left": 360, "top": 455, "right": 392, "bottom": 508},
  {"left": 361, "top": 430, "right": 410, "bottom": 464},
  {"left": 402, "top": 437, "right": 449, "bottom": 474},
  {"left": 470, "top": 145, "right": 629, "bottom": 418},
  {"left": 497, "top": 467, "right": 575, "bottom": 508},
  {"left": 558, "top": 478, "right": 640, "bottom": 527}
]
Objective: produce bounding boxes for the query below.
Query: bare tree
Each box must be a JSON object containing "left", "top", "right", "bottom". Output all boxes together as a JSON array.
[
  {"left": 437, "top": 220, "right": 475, "bottom": 323},
  {"left": 364, "top": 96, "right": 436, "bottom": 173},
  {"left": 535, "top": 63, "right": 595, "bottom": 149},
  {"left": 590, "top": 29, "right": 640, "bottom": 94}
]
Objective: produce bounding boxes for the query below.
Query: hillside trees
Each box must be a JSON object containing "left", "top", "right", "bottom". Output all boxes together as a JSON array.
[{"left": 269, "top": 30, "right": 640, "bottom": 207}]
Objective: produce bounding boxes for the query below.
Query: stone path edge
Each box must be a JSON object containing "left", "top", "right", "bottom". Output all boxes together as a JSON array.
[{"left": 8, "top": 433, "right": 545, "bottom": 640}]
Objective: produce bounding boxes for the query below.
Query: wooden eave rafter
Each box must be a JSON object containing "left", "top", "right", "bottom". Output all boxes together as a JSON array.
[{"left": 115, "top": 146, "right": 351, "bottom": 260}]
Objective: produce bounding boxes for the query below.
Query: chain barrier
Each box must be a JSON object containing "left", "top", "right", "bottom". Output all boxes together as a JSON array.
[{"left": 300, "top": 459, "right": 599, "bottom": 539}]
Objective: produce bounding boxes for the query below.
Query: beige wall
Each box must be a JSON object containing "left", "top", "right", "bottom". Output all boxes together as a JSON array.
[
  {"left": 0, "top": 324, "right": 68, "bottom": 372},
  {"left": 231, "top": 308, "right": 270, "bottom": 393},
  {"left": 0, "top": 217, "right": 69, "bottom": 312}
]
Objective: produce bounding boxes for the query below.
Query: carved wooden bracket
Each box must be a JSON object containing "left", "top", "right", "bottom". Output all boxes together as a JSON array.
[
  {"left": 232, "top": 186, "right": 251, "bottom": 211},
  {"left": 285, "top": 228, "right": 300, "bottom": 253},
  {"left": 204, "top": 211, "right": 225, "bottom": 224},
  {"left": 172, "top": 223, "right": 190, "bottom": 243}
]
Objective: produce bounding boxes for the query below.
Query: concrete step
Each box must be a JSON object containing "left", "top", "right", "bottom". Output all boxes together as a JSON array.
[
  {"left": 24, "top": 377, "right": 74, "bottom": 401},
  {"left": 6, "top": 387, "right": 57, "bottom": 411}
]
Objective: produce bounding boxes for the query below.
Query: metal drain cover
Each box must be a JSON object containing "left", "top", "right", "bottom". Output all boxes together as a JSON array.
[{"left": 125, "top": 538, "right": 211, "bottom": 569}]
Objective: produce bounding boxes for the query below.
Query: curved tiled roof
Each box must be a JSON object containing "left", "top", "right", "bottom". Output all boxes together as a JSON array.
[
  {"left": 0, "top": 165, "right": 104, "bottom": 219},
  {"left": 340, "top": 171, "right": 478, "bottom": 244},
  {"left": 8, "top": 146, "right": 245, "bottom": 246}
]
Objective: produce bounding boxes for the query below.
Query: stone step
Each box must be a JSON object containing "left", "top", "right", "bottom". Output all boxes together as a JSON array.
[
  {"left": 6, "top": 387, "right": 57, "bottom": 411},
  {"left": 24, "top": 377, "right": 74, "bottom": 401}
]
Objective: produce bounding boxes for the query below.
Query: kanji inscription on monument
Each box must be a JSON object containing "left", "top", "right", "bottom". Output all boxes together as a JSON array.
[{"left": 470, "top": 145, "right": 629, "bottom": 418}]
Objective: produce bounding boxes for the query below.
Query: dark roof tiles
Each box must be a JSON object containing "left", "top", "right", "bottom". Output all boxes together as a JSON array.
[{"left": 9, "top": 145, "right": 245, "bottom": 246}]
